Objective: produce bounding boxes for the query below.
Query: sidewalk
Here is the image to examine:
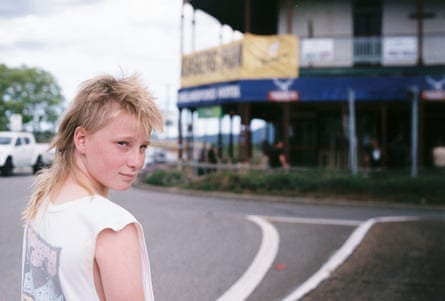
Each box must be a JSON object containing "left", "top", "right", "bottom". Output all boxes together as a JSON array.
[{"left": 301, "top": 219, "right": 445, "bottom": 301}]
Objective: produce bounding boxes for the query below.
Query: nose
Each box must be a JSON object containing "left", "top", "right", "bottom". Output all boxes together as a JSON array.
[{"left": 128, "top": 148, "right": 145, "bottom": 170}]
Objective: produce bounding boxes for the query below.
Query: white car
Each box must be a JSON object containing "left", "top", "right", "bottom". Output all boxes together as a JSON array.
[{"left": 0, "top": 131, "right": 54, "bottom": 176}]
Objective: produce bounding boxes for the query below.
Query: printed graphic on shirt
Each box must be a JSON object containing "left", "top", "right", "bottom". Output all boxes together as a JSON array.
[{"left": 22, "top": 226, "right": 65, "bottom": 301}]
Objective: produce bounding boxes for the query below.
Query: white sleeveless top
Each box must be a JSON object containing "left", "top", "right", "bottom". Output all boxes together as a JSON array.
[{"left": 21, "top": 195, "right": 154, "bottom": 301}]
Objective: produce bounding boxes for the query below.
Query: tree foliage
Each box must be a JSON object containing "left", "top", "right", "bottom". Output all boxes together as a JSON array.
[{"left": 0, "top": 64, "right": 65, "bottom": 133}]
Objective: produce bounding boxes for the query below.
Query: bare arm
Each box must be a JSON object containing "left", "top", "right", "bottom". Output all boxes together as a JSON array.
[
  {"left": 95, "top": 223, "right": 145, "bottom": 301},
  {"left": 279, "top": 154, "right": 289, "bottom": 168}
]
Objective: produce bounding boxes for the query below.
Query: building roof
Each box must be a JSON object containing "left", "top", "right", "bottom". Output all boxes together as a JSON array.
[{"left": 187, "top": 0, "right": 278, "bottom": 34}]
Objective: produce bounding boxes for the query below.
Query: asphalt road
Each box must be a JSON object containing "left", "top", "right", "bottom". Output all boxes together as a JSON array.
[{"left": 1, "top": 173, "right": 443, "bottom": 301}]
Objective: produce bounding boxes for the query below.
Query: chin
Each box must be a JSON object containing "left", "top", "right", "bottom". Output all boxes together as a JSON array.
[
  {"left": 120, "top": 185, "right": 133, "bottom": 191},
  {"left": 111, "top": 182, "right": 133, "bottom": 191}
]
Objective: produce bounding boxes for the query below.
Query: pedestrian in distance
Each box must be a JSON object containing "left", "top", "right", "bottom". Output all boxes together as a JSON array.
[
  {"left": 207, "top": 143, "right": 218, "bottom": 173},
  {"left": 268, "top": 140, "right": 289, "bottom": 169},
  {"left": 21, "top": 74, "right": 163, "bottom": 301},
  {"left": 364, "top": 137, "right": 382, "bottom": 171},
  {"left": 197, "top": 143, "right": 207, "bottom": 175},
  {"left": 432, "top": 139, "right": 445, "bottom": 168}
]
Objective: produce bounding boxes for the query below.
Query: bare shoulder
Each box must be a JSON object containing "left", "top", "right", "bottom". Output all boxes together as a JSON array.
[
  {"left": 95, "top": 223, "right": 144, "bottom": 301},
  {"left": 96, "top": 222, "right": 139, "bottom": 248}
]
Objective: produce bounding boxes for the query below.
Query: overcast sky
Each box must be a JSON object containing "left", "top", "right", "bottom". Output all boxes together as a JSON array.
[{"left": 0, "top": 0, "right": 246, "bottom": 136}]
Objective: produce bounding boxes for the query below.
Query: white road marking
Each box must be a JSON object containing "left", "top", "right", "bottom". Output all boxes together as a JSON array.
[
  {"left": 216, "top": 214, "right": 419, "bottom": 301},
  {"left": 281, "top": 216, "right": 422, "bottom": 301},
  {"left": 265, "top": 216, "right": 362, "bottom": 226},
  {"left": 216, "top": 215, "right": 280, "bottom": 301}
]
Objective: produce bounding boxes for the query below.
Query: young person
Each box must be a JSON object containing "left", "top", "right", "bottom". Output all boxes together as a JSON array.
[{"left": 21, "top": 74, "right": 163, "bottom": 301}]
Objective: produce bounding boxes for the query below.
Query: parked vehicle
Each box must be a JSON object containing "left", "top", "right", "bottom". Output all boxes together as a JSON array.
[{"left": 0, "top": 131, "right": 54, "bottom": 176}]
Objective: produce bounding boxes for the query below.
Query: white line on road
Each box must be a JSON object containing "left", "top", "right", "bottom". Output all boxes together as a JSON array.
[
  {"left": 216, "top": 215, "right": 418, "bottom": 301},
  {"left": 281, "top": 216, "right": 422, "bottom": 301},
  {"left": 216, "top": 215, "right": 280, "bottom": 301},
  {"left": 265, "top": 216, "right": 362, "bottom": 226}
]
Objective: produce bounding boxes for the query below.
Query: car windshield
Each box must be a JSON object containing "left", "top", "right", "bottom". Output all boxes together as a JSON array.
[{"left": 0, "top": 137, "right": 12, "bottom": 145}]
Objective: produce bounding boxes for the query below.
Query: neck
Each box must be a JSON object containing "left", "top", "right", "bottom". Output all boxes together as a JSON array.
[
  {"left": 50, "top": 172, "right": 108, "bottom": 205},
  {"left": 74, "top": 153, "right": 108, "bottom": 197}
]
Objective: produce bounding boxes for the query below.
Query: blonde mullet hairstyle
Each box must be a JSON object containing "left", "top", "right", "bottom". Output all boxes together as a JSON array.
[{"left": 22, "top": 73, "right": 163, "bottom": 223}]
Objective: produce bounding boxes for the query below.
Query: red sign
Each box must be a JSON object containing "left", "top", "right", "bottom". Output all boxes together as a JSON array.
[
  {"left": 422, "top": 90, "right": 445, "bottom": 101},
  {"left": 268, "top": 90, "right": 299, "bottom": 102}
]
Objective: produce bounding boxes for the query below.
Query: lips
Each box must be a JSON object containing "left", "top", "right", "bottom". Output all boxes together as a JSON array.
[{"left": 119, "top": 172, "right": 137, "bottom": 181}]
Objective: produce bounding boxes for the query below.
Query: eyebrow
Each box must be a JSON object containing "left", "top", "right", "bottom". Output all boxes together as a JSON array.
[{"left": 115, "top": 135, "right": 150, "bottom": 144}]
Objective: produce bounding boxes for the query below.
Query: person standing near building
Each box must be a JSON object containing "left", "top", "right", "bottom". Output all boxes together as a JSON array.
[
  {"left": 207, "top": 143, "right": 218, "bottom": 173},
  {"left": 268, "top": 140, "right": 289, "bottom": 169},
  {"left": 365, "top": 138, "right": 382, "bottom": 171},
  {"left": 197, "top": 143, "right": 207, "bottom": 175},
  {"left": 21, "top": 74, "right": 163, "bottom": 301},
  {"left": 432, "top": 140, "right": 445, "bottom": 168}
]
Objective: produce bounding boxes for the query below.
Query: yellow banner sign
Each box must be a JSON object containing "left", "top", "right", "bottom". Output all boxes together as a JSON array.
[{"left": 181, "top": 34, "right": 299, "bottom": 88}]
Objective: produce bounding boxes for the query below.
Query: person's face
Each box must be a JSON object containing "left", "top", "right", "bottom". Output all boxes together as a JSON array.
[{"left": 77, "top": 111, "right": 149, "bottom": 194}]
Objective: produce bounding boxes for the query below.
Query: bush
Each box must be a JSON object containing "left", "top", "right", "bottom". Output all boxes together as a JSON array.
[
  {"left": 183, "top": 168, "right": 445, "bottom": 205},
  {"left": 144, "top": 168, "right": 183, "bottom": 187}
]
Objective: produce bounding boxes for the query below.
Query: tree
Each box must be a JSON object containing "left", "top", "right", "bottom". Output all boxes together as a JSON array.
[{"left": 0, "top": 64, "right": 65, "bottom": 134}]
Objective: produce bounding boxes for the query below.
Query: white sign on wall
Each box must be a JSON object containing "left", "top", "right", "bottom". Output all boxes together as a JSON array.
[
  {"left": 383, "top": 37, "right": 417, "bottom": 61},
  {"left": 302, "top": 38, "right": 334, "bottom": 63}
]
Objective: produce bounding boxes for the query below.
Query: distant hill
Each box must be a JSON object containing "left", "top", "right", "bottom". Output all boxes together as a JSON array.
[
  {"left": 191, "top": 126, "right": 274, "bottom": 145},
  {"left": 158, "top": 126, "right": 276, "bottom": 148}
]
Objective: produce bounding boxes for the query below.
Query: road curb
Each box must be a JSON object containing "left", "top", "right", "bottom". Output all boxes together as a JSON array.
[{"left": 132, "top": 182, "right": 445, "bottom": 211}]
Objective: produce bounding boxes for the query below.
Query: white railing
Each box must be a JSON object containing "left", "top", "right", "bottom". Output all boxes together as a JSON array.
[{"left": 353, "top": 37, "right": 382, "bottom": 64}]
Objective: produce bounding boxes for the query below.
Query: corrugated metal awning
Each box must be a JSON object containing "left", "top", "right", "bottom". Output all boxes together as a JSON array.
[{"left": 186, "top": 0, "right": 278, "bottom": 34}]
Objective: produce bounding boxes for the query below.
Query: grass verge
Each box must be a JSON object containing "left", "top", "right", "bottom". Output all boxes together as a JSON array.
[{"left": 143, "top": 167, "right": 445, "bottom": 206}]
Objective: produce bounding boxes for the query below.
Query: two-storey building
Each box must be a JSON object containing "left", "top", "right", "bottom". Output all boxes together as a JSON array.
[{"left": 177, "top": 0, "right": 445, "bottom": 169}]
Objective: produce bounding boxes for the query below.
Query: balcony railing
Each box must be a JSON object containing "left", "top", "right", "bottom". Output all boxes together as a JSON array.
[{"left": 354, "top": 37, "right": 382, "bottom": 65}]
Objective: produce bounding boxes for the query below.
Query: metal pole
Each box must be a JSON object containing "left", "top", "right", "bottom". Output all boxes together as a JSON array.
[
  {"left": 348, "top": 89, "right": 358, "bottom": 175},
  {"left": 186, "top": 109, "right": 195, "bottom": 161},
  {"left": 286, "top": 0, "right": 293, "bottom": 34},
  {"left": 283, "top": 102, "right": 290, "bottom": 165},
  {"left": 192, "top": 9, "right": 196, "bottom": 52},
  {"left": 178, "top": 109, "right": 183, "bottom": 161},
  {"left": 411, "top": 87, "right": 419, "bottom": 177},
  {"left": 178, "top": 2, "right": 185, "bottom": 161},
  {"left": 417, "top": 0, "right": 424, "bottom": 66},
  {"left": 229, "top": 113, "right": 234, "bottom": 162},
  {"left": 245, "top": 0, "right": 251, "bottom": 33},
  {"left": 180, "top": 1, "right": 185, "bottom": 55},
  {"left": 188, "top": 9, "right": 196, "bottom": 162},
  {"left": 218, "top": 116, "right": 223, "bottom": 159}
]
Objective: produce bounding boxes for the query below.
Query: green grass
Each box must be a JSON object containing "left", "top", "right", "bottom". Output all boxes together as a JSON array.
[
  {"left": 143, "top": 168, "right": 445, "bottom": 206},
  {"left": 143, "top": 168, "right": 183, "bottom": 187}
]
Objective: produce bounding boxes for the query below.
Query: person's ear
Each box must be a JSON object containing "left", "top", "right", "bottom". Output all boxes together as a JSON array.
[{"left": 73, "top": 126, "right": 88, "bottom": 154}]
